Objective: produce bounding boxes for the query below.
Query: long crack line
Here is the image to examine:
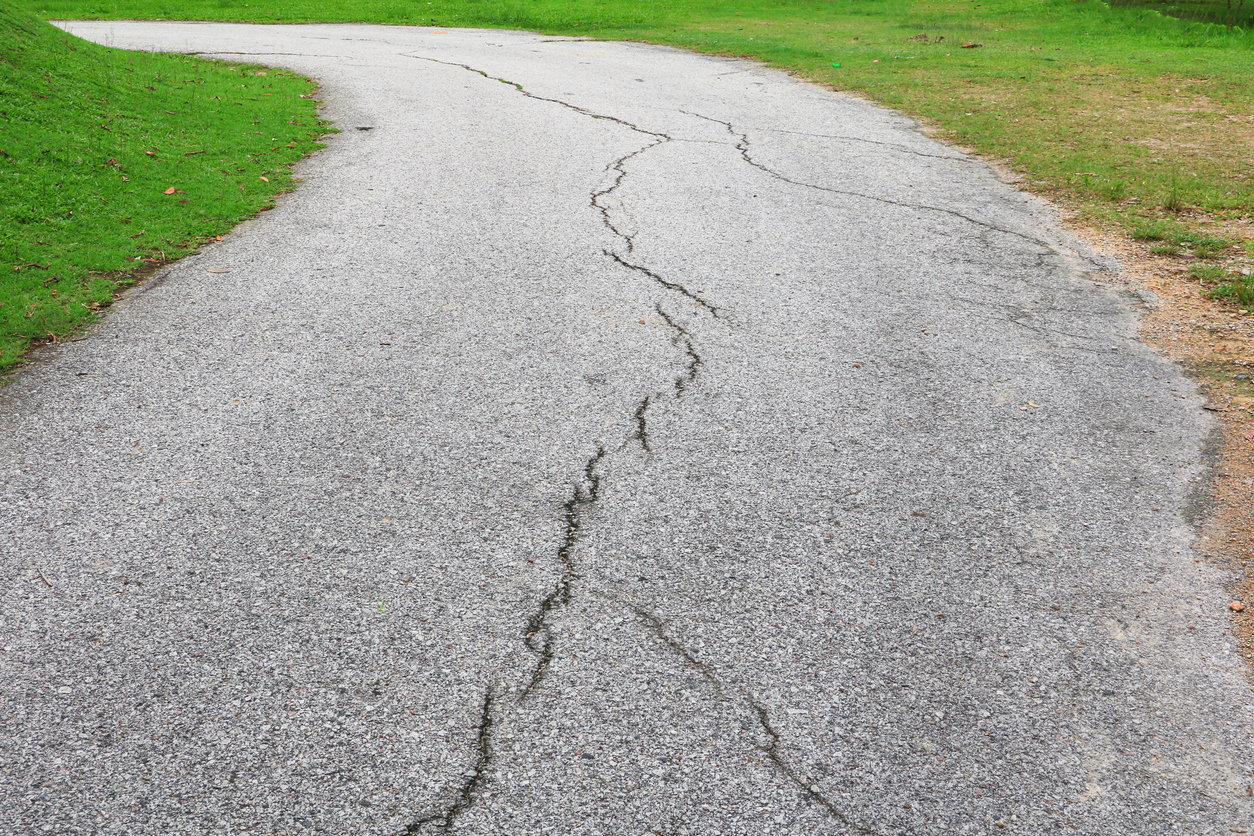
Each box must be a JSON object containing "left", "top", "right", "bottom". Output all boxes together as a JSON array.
[
  {"left": 681, "top": 110, "right": 1100, "bottom": 267},
  {"left": 622, "top": 600, "right": 883, "bottom": 836},
  {"left": 745, "top": 698, "right": 881, "bottom": 836},
  {"left": 604, "top": 250, "right": 723, "bottom": 320},
  {"left": 395, "top": 55, "right": 737, "bottom": 828},
  {"left": 407, "top": 55, "right": 668, "bottom": 141},
  {"left": 522, "top": 445, "right": 607, "bottom": 697},
  {"left": 404, "top": 688, "right": 497, "bottom": 834},
  {"left": 407, "top": 54, "right": 730, "bottom": 322}
]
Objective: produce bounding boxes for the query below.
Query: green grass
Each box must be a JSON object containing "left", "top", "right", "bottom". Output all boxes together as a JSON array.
[
  {"left": 1110, "top": 0, "right": 1254, "bottom": 29},
  {"left": 25, "top": 0, "right": 1254, "bottom": 236},
  {"left": 9, "top": 0, "right": 1254, "bottom": 353},
  {"left": 1195, "top": 262, "right": 1254, "bottom": 304},
  {"left": 0, "top": 5, "right": 324, "bottom": 373}
]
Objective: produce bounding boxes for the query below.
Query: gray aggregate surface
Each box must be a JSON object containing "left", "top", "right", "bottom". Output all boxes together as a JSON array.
[{"left": 3, "top": 21, "right": 1252, "bottom": 835}]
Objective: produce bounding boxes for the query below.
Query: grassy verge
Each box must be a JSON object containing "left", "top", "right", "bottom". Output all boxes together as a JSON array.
[
  {"left": 23, "top": 0, "right": 1254, "bottom": 305},
  {"left": 1109, "top": 0, "right": 1254, "bottom": 30},
  {"left": 0, "top": 5, "right": 325, "bottom": 373}
]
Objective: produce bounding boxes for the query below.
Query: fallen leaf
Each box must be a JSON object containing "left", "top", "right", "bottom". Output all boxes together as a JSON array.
[
  {"left": 638, "top": 318, "right": 647, "bottom": 325},
  {"left": 962, "top": 42, "right": 982, "bottom": 48},
  {"left": 1244, "top": 431, "right": 1254, "bottom": 442},
  {"left": 205, "top": 268, "right": 231, "bottom": 274},
  {"left": 1203, "top": 401, "right": 1231, "bottom": 412},
  {"left": 1230, "top": 602, "right": 1246, "bottom": 612},
  {"left": 1028, "top": 401, "right": 1040, "bottom": 408},
  {"left": 259, "top": 176, "right": 269, "bottom": 182},
  {"left": 163, "top": 187, "right": 178, "bottom": 194}
]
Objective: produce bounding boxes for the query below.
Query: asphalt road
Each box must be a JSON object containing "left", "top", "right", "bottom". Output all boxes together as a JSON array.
[{"left": 3, "top": 22, "right": 1252, "bottom": 836}]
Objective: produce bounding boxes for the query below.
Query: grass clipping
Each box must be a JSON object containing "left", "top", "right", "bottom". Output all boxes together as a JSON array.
[{"left": 0, "top": 6, "right": 326, "bottom": 372}]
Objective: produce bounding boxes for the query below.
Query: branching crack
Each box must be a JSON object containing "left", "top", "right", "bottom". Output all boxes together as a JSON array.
[
  {"left": 408, "top": 54, "right": 726, "bottom": 319},
  {"left": 621, "top": 601, "right": 884, "bottom": 836},
  {"left": 404, "top": 688, "right": 497, "bottom": 834},
  {"left": 592, "top": 140, "right": 669, "bottom": 255},
  {"left": 395, "top": 56, "right": 741, "bottom": 830},
  {"left": 681, "top": 110, "right": 1094, "bottom": 265}
]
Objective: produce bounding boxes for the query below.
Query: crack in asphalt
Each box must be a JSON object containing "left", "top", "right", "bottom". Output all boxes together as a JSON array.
[
  {"left": 409, "top": 55, "right": 725, "bottom": 316},
  {"left": 946, "top": 295, "right": 1138, "bottom": 350},
  {"left": 680, "top": 110, "right": 1102, "bottom": 268},
  {"left": 394, "top": 56, "right": 741, "bottom": 831},
  {"left": 407, "top": 54, "right": 667, "bottom": 141},
  {"left": 592, "top": 140, "right": 668, "bottom": 256},
  {"left": 632, "top": 394, "right": 653, "bottom": 453},
  {"left": 523, "top": 446, "right": 607, "bottom": 696},
  {"left": 404, "top": 689, "right": 496, "bottom": 834},
  {"left": 604, "top": 250, "right": 724, "bottom": 320},
  {"left": 622, "top": 601, "right": 883, "bottom": 836},
  {"left": 751, "top": 124, "right": 975, "bottom": 163},
  {"left": 652, "top": 302, "right": 704, "bottom": 397}
]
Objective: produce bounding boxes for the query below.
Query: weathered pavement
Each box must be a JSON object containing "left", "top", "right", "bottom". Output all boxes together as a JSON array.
[{"left": 2, "top": 22, "right": 1252, "bottom": 835}]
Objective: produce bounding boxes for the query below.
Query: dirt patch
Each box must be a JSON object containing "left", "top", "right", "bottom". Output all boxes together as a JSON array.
[{"left": 1058, "top": 210, "right": 1254, "bottom": 672}]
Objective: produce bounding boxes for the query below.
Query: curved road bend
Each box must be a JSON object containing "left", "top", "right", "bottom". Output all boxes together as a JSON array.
[{"left": 2, "top": 21, "right": 1251, "bottom": 835}]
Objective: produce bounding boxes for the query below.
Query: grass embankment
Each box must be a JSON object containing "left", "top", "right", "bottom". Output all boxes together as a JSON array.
[
  {"left": 1110, "top": 0, "right": 1254, "bottom": 30},
  {"left": 0, "top": 5, "right": 324, "bottom": 373},
  {"left": 26, "top": 0, "right": 1254, "bottom": 304}
]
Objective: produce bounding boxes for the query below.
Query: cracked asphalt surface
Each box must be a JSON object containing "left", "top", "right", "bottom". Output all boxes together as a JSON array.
[{"left": 4, "top": 22, "right": 1254, "bottom": 835}]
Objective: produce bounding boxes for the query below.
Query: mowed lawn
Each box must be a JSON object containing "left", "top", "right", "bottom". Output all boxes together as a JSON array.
[
  {"left": 0, "top": 6, "right": 325, "bottom": 372},
  {"left": 4, "top": 0, "right": 1254, "bottom": 372}
]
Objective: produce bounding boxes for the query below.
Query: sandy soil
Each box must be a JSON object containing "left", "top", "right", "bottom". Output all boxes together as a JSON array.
[{"left": 1062, "top": 211, "right": 1254, "bottom": 672}]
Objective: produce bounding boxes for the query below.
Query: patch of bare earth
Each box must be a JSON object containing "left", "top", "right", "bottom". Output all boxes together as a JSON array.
[{"left": 1061, "top": 213, "right": 1254, "bottom": 671}]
